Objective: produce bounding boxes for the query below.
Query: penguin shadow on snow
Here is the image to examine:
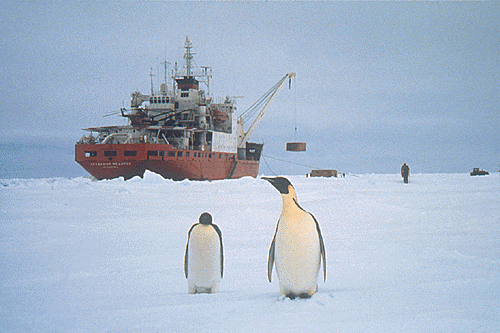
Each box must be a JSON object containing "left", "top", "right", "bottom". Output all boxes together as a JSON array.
[
  {"left": 263, "top": 176, "right": 327, "bottom": 301},
  {"left": 273, "top": 291, "right": 336, "bottom": 307}
]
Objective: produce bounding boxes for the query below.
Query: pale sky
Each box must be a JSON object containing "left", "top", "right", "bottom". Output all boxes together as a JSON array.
[{"left": 1, "top": 1, "right": 498, "bottom": 178}]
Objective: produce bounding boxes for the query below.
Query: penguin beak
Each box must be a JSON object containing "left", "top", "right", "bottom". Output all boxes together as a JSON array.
[
  {"left": 262, "top": 177, "right": 277, "bottom": 187},
  {"left": 262, "top": 176, "right": 290, "bottom": 195},
  {"left": 262, "top": 176, "right": 277, "bottom": 188}
]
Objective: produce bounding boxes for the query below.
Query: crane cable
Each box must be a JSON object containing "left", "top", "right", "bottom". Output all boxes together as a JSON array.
[
  {"left": 262, "top": 154, "right": 324, "bottom": 171},
  {"left": 239, "top": 75, "right": 288, "bottom": 123},
  {"left": 261, "top": 155, "right": 278, "bottom": 176},
  {"left": 293, "top": 75, "right": 297, "bottom": 138}
]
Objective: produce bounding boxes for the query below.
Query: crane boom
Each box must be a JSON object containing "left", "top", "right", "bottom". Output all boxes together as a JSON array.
[{"left": 238, "top": 73, "right": 295, "bottom": 148}]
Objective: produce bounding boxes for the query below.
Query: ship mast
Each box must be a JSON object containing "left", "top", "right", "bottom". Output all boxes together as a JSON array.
[
  {"left": 184, "top": 37, "right": 194, "bottom": 77},
  {"left": 201, "top": 66, "right": 212, "bottom": 96},
  {"left": 161, "top": 60, "right": 170, "bottom": 93},
  {"left": 149, "top": 67, "right": 154, "bottom": 95},
  {"left": 174, "top": 38, "right": 212, "bottom": 96}
]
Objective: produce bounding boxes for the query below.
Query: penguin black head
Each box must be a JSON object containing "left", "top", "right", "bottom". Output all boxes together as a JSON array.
[
  {"left": 262, "top": 177, "right": 294, "bottom": 195},
  {"left": 199, "top": 212, "right": 212, "bottom": 225}
]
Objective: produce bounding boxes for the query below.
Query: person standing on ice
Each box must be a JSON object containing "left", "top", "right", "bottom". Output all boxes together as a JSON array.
[{"left": 401, "top": 163, "right": 410, "bottom": 183}]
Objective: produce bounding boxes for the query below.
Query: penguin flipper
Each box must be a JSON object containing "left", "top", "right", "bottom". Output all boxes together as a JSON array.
[
  {"left": 268, "top": 220, "right": 280, "bottom": 282},
  {"left": 212, "top": 224, "right": 224, "bottom": 278},
  {"left": 184, "top": 223, "right": 198, "bottom": 278},
  {"left": 311, "top": 213, "right": 327, "bottom": 281}
]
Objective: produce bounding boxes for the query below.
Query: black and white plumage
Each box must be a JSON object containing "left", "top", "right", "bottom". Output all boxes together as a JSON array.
[
  {"left": 264, "top": 177, "right": 326, "bottom": 299},
  {"left": 184, "top": 212, "right": 223, "bottom": 294}
]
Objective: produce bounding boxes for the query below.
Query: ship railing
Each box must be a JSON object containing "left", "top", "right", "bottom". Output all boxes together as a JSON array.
[
  {"left": 77, "top": 135, "right": 96, "bottom": 145},
  {"left": 101, "top": 133, "right": 132, "bottom": 144},
  {"left": 211, "top": 96, "right": 234, "bottom": 105}
]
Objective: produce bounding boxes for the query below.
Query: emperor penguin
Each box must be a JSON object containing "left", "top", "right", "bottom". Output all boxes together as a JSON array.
[
  {"left": 264, "top": 177, "right": 326, "bottom": 299},
  {"left": 184, "top": 212, "right": 223, "bottom": 294}
]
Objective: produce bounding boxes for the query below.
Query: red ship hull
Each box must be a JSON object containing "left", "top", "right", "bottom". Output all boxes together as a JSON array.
[{"left": 75, "top": 143, "right": 260, "bottom": 181}]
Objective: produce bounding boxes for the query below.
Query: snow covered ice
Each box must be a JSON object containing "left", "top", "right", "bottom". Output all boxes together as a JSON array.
[{"left": 1, "top": 172, "right": 499, "bottom": 332}]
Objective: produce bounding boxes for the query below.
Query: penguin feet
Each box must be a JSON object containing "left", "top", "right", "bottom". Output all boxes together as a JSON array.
[
  {"left": 281, "top": 286, "right": 316, "bottom": 300},
  {"left": 188, "top": 283, "right": 212, "bottom": 294},
  {"left": 189, "top": 283, "right": 219, "bottom": 294},
  {"left": 285, "top": 293, "right": 312, "bottom": 300},
  {"left": 194, "top": 287, "right": 212, "bottom": 294}
]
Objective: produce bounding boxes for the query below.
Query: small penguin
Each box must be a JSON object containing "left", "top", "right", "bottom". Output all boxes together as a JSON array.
[
  {"left": 184, "top": 212, "right": 223, "bottom": 294},
  {"left": 264, "top": 176, "right": 326, "bottom": 299}
]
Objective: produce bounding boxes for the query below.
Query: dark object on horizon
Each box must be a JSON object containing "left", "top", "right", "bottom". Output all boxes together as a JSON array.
[
  {"left": 401, "top": 163, "right": 410, "bottom": 183},
  {"left": 470, "top": 168, "right": 489, "bottom": 176},
  {"left": 286, "top": 142, "right": 306, "bottom": 152},
  {"left": 309, "top": 169, "right": 337, "bottom": 178}
]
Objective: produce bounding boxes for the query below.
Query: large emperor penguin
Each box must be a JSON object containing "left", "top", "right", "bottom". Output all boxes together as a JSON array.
[
  {"left": 264, "top": 177, "right": 326, "bottom": 299},
  {"left": 184, "top": 212, "right": 223, "bottom": 294}
]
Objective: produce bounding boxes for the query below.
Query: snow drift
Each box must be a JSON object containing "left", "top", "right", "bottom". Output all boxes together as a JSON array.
[{"left": 1, "top": 172, "right": 499, "bottom": 332}]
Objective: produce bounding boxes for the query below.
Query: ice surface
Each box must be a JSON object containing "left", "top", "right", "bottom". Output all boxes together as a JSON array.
[{"left": 1, "top": 172, "right": 499, "bottom": 332}]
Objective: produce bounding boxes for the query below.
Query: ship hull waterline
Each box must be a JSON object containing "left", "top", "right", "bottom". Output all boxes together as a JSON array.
[{"left": 75, "top": 143, "right": 260, "bottom": 181}]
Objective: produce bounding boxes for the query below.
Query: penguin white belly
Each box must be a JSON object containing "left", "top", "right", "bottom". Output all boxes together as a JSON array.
[
  {"left": 275, "top": 213, "right": 321, "bottom": 296},
  {"left": 187, "top": 225, "right": 221, "bottom": 292}
]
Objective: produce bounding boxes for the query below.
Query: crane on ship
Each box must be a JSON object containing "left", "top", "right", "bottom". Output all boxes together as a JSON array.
[{"left": 237, "top": 73, "right": 296, "bottom": 149}]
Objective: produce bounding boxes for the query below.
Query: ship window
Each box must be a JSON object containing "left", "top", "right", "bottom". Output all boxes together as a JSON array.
[
  {"left": 104, "top": 151, "right": 117, "bottom": 157},
  {"left": 124, "top": 150, "right": 137, "bottom": 156},
  {"left": 148, "top": 150, "right": 164, "bottom": 157},
  {"left": 149, "top": 97, "right": 153, "bottom": 103},
  {"left": 181, "top": 93, "right": 189, "bottom": 98},
  {"left": 166, "top": 97, "right": 170, "bottom": 103},
  {"left": 161, "top": 97, "right": 165, "bottom": 104},
  {"left": 85, "top": 151, "right": 97, "bottom": 157},
  {"left": 219, "top": 154, "right": 222, "bottom": 159},
  {"left": 168, "top": 151, "right": 176, "bottom": 157},
  {"left": 186, "top": 152, "right": 190, "bottom": 157},
  {"left": 209, "top": 153, "right": 212, "bottom": 158},
  {"left": 177, "top": 151, "right": 183, "bottom": 157}
]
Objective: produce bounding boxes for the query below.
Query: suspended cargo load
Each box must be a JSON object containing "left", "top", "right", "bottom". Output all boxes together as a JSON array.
[{"left": 286, "top": 142, "right": 306, "bottom": 152}]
